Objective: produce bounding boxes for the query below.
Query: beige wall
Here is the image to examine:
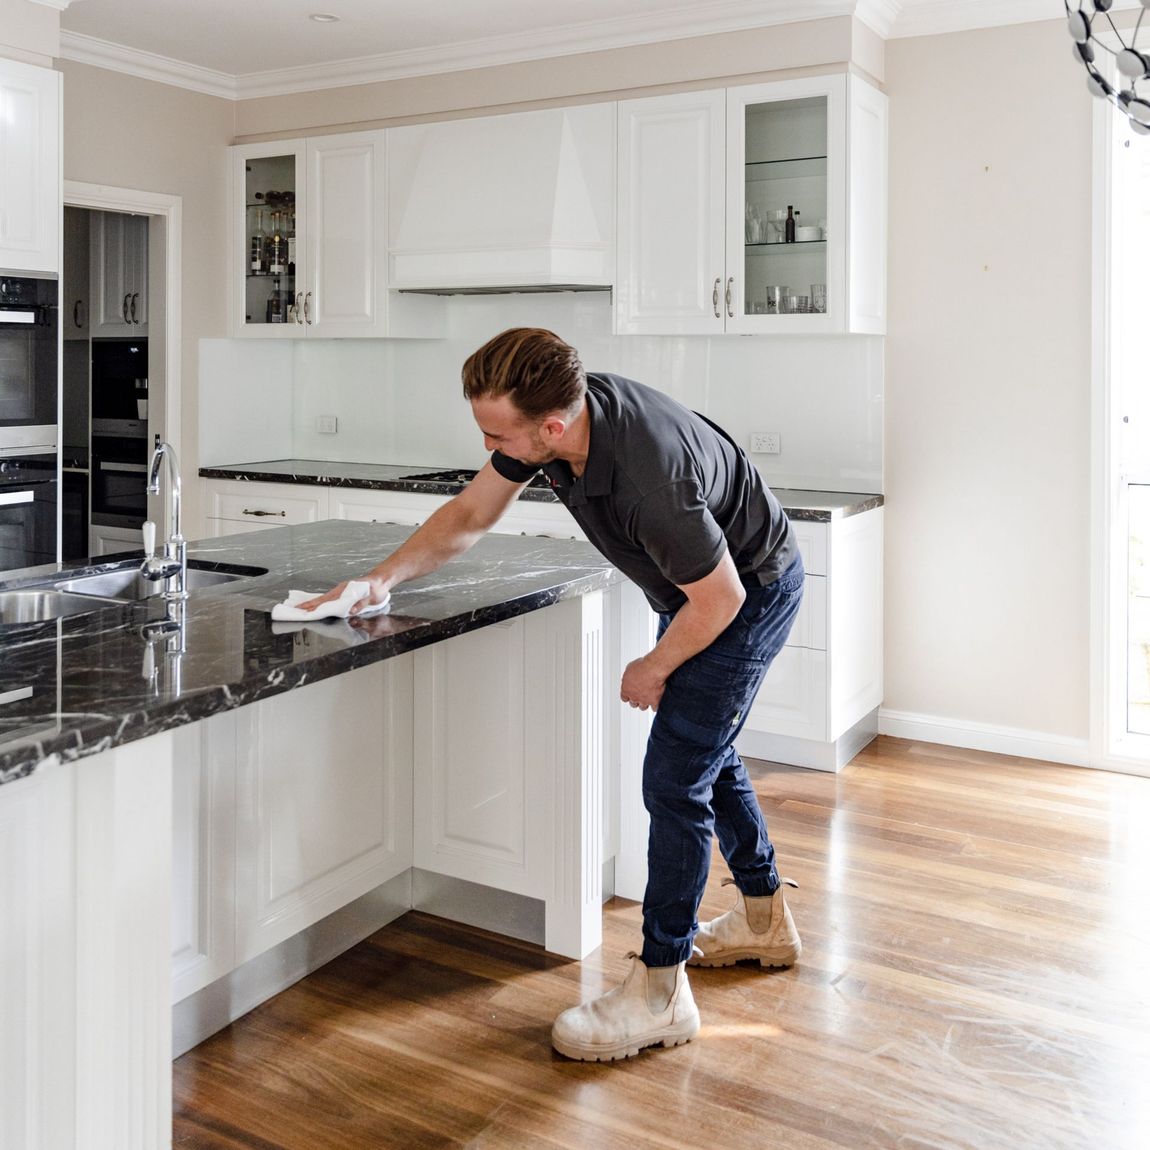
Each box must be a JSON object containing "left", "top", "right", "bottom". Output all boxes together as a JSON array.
[
  {"left": 59, "top": 61, "right": 235, "bottom": 529},
  {"left": 235, "top": 16, "right": 862, "bottom": 138},
  {"left": 884, "top": 20, "right": 1093, "bottom": 741}
]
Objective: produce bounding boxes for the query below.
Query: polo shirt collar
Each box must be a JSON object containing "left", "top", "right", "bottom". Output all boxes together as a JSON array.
[{"left": 574, "top": 384, "right": 614, "bottom": 501}]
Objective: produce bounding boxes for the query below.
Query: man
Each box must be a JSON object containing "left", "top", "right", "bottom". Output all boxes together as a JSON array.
[{"left": 299, "top": 327, "right": 804, "bottom": 1062}]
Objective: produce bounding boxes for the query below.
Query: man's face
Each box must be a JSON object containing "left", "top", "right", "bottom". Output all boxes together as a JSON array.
[{"left": 471, "top": 394, "right": 555, "bottom": 466}]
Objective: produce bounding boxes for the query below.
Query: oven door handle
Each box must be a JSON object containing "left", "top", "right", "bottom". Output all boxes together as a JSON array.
[
  {"left": 0, "top": 685, "right": 34, "bottom": 706},
  {"left": 0, "top": 490, "right": 35, "bottom": 506},
  {"left": 97, "top": 461, "right": 148, "bottom": 473},
  {"left": 0, "top": 309, "right": 38, "bottom": 325}
]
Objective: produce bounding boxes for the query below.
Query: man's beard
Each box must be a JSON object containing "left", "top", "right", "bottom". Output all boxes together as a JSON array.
[{"left": 511, "top": 432, "right": 557, "bottom": 469}]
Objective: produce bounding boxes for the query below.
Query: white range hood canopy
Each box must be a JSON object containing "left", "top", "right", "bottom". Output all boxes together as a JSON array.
[{"left": 387, "top": 102, "right": 616, "bottom": 294}]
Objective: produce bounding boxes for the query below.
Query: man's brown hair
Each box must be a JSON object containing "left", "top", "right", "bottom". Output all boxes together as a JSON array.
[{"left": 461, "top": 328, "right": 586, "bottom": 421}]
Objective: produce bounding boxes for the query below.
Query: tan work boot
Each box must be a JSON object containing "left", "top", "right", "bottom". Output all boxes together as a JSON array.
[
  {"left": 689, "top": 877, "right": 801, "bottom": 968},
  {"left": 551, "top": 953, "right": 700, "bottom": 1061}
]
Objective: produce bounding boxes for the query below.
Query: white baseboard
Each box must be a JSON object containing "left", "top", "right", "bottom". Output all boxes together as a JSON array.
[{"left": 878, "top": 708, "right": 1091, "bottom": 768}]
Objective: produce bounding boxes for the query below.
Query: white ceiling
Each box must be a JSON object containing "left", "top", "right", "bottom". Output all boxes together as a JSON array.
[{"left": 50, "top": 0, "right": 1143, "bottom": 99}]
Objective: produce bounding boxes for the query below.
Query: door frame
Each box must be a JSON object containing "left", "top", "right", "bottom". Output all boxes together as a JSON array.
[
  {"left": 1089, "top": 85, "right": 1150, "bottom": 777},
  {"left": 62, "top": 181, "right": 182, "bottom": 535}
]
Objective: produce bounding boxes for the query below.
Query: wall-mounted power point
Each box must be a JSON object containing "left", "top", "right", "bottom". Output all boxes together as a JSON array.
[
  {"left": 750, "top": 432, "right": 780, "bottom": 455},
  {"left": 316, "top": 415, "right": 339, "bottom": 435}
]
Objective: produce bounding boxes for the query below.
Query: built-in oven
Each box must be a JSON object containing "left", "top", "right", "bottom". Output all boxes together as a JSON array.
[
  {"left": 90, "top": 419, "right": 147, "bottom": 528},
  {"left": 0, "top": 275, "right": 59, "bottom": 453},
  {"left": 0, "top": 451, "right": 58, "bottom": 572}
]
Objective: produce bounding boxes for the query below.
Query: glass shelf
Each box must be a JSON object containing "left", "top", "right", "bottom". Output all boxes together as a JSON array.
[
  {"left": 745, "top": 240, "right": 826, "bottom": 250},
  {"left": 745, "top": 155, "right": 827, "bottom": 180}
]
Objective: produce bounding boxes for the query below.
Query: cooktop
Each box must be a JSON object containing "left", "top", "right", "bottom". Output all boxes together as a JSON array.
[{"left": 405, "top": 468, "right": 553, "bottom": 490}]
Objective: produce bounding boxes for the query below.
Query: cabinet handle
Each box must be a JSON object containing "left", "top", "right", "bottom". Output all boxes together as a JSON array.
[
  {"left": 293, "top": 292, "right": 304, "bottom": 324},
  {"left": 130, "top": 292, "right": 139, "bottom": 323},
  {"left": 73, "top": 300, "right": 83, "bottom": 328},
  {"left": 304, "top": 291, "right": 313, "bottom": 325},
  {"left": 241, "top": 508, "right": 287, "bottom": 517},
  {"left": 726, "top": 277, "right": 735, "bottom": 318},
  {"left": 122, "top": 293, "right": 131, "bottom": 322},
  {"left": 712, "top": 278, "right": 721, "bottom": 318}
]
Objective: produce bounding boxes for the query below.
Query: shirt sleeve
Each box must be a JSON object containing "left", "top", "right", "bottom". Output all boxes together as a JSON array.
[
  {"left": 629, "top": 479, "right": 728, "bottom": 587},
  {"left": 490, "top": 450, "right": 540, "bottom": 484}
]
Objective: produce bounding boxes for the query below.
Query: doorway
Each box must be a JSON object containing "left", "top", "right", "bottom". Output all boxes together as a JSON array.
[
  {"left": 1093, "top": 98, "right": 1150, "bottom": 774},
  {"left": 61, "top": 182, "right": 182, "bottom": 557}
]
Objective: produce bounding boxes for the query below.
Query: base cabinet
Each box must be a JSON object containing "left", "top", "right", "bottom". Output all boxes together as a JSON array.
[
  {"left": 89, "top": 522, "right": 143, "bottom": 556},
  {"left": 737, "top": 507, "right": 883, "bottom": 772}
]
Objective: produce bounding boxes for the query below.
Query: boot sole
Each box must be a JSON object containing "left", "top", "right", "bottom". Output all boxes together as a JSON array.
[
  {"left": 551, "top": 1018, "right": 700, "bottom": 1062},
  {"left": 687, "top": 942, "right": 801, "bottom": 969}
]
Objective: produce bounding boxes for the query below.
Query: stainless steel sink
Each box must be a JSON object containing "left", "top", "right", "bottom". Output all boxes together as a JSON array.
[
  {"left": 56, "top": 566, "right": 255, "bottom": 599},
  {"left": 0, "top": 589, "right": 125, "bottom": 625}
]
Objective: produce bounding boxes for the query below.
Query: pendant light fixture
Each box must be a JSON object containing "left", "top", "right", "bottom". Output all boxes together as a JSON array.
[{"left": 1066, "top": 2, "right": 1150, "bottom": 134}]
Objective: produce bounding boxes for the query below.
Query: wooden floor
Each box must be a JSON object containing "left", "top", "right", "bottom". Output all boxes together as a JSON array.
[{"left": 173, "top": 737, "right": 1150, "bottom": 1150}]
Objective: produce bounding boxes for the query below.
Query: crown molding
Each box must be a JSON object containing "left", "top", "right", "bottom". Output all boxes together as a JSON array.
[
  {"left": 57, "top": 0, "right": 1138, "bottom": 102},
  {"left": 59, "top": 30, "right": 238, "bottom": 99},
  {"left": 234, "top": 0, "right": 859, "bottom": 99}
]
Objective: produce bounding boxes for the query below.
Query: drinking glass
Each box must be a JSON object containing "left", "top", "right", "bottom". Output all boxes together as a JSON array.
[{"left": 811, "top": 283, "right": 827, "bottom": 313}]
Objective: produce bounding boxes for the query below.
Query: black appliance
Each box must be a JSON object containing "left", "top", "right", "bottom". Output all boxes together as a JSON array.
[
  {"left": 90, "top": 339, "right": 148, "bottom": 530},
  {"left": 61, "top": 467, "right": 89, "bottom": 562},
  {"left": 405, "top": 468, "right": 553, "bottom": 490},
  {"left": 0, "top": 276, "right": 59, "bottom": 452},
  {"left": 0, "top": 452, "right": 58, "bottom": 571}
]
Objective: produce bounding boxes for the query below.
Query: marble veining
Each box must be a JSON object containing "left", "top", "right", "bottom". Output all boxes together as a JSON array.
[
  {"left": 0, "top": 520, "right": 618, "bottom": 787},
  {"left": 198, "top": 459, "right": 884, "bottom": 520}
]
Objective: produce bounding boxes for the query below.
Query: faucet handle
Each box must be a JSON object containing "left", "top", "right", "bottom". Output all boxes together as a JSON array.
[{"left": 142, "top": 520, "right": 156, "bottom": 559}]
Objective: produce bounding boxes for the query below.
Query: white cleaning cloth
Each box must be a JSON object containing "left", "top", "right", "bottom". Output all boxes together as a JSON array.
[{"left": 271, "top": 580, "right": 390, "bottom": 622}]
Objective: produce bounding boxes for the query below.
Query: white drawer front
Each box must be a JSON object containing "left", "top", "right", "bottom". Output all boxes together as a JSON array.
[
  {"left": 494, "top": 500, "right": 585, "bottom": 541},
  {"left": 331, "top": 489, "right": 449, "bottom": 526},
  {"left": 211, "top": 484, "right": 326, "bottom": 526},
  {"left": 789, "top": 520, "right": 827, "bottom": 576},
  {"left": 204, "top": 517, "right": 282, "bottom": 537},
  {"left": 746, "top": 646, "right": 828, "bottom": 741},
  {"left": 786, "top": 572, "right": 827, "bottom": 651}
]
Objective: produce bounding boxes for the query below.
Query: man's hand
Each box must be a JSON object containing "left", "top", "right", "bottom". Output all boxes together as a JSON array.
[
  {"left": 294, "top": 576, "right": 389, "bottom": 615},
  {"left": 620, "top": 655, "right": 667, "bottom": 711}
]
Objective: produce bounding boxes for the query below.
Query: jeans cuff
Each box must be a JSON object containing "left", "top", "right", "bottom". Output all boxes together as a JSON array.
[
  {"left": 736, "top": 872, "right": 780, "bottom": 899},
  {"left": 641, "top": 940, "right": 695, "bottom": 967}
]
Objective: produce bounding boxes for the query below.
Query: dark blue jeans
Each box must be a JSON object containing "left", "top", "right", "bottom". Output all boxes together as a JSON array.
[{"left": 640, "top": 556, "right": 804, "bottom": 967}]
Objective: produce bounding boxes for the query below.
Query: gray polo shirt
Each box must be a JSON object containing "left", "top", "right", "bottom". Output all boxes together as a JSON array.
[{"left": 491, "top": 372, "right": 796, "bottom": 614}]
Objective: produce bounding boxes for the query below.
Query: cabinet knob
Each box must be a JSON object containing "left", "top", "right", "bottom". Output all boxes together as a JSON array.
[{"left": 712, "top": 278, "right": 721, "bottom": 319}]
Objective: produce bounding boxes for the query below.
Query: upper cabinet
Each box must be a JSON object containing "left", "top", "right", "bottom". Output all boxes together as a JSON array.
[
  {"left": 63, "top": 207, "right": 90, "bottom": 340},
  {"left": 616, "top": 74, "right": 887, "bottom": 335},
  {"left": 90, "top": 211, "right": 148, "bottom": 336},
  {"left": 387, "top": 104, "right": 615, "bottom": 292},
  {"left": 230, "top": 133, "right": 442, "bottom": 339},
  {"left": 0, "top": 59, "right": 61, "bottom": 275}
]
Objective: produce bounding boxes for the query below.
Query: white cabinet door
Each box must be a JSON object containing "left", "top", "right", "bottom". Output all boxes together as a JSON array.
[
  {"left": 234, "top": 661, "right": 414, "bottom": 964},
  {"left": 306, "top": 132, "right": 386, "bottom": 337},
  {"left": 205, "top": 479, "right": 329, "bottom": 533},
  {"left": 0, "top": 59, "right": 60, "bottom": 274},
  {"left": 90, "top": 212, "right": 148, "bottom": 336},
  {"left": 171, "top": 717, "right": 237, "bottom": 1004},
  {"left": 847, "top": 75, "right": 889, "bottom": 335},
  {"left": 88, "top": 523, "right": 142, "bottom": 556},
  {"left": 330, "top": 487, "right": 448, "bottom": 525},
  {"left": 616, "top": 89, "right": 726, "bottom": 335}
]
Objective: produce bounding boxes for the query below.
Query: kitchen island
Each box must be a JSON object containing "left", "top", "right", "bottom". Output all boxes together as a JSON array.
[{"left": 0, "top": 520, "right": 649, "bottom": 1150}]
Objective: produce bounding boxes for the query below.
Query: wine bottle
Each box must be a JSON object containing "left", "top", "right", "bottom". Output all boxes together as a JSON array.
[{"left": 785, "top": 205, "right": 796, "bottom": 244}]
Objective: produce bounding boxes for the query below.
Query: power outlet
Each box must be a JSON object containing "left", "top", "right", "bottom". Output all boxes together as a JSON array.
[
  {"left": 316, "top": 414, "right": 338, "bottom": 435},
  {"left": 750, "top": 432, "right": 780, "bottom": 455}
]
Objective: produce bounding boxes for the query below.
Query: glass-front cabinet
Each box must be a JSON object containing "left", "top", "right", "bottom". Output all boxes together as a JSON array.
[
  {"left": 616, "top": 73, "right": 887, "bottom": 335},
  {"left": 233, "top": 143, "right": 304, "bottom": 337}
]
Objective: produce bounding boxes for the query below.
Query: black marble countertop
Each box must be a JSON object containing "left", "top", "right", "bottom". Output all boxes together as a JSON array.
[
  {"left": 0, "top": 521, "right": 618, "bottom": 788},
  {"left": 199, "top": 459, "right": 884, "bottom": 521}
]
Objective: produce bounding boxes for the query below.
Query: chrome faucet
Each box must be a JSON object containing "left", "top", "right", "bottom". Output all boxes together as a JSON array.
[{"left": 141, "top": 440, "right": 187, "bottom": 601}]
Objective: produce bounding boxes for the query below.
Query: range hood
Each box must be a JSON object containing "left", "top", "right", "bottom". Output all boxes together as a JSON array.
[{"left": 387, "top": 103, "right": 615, "bottom": 295}]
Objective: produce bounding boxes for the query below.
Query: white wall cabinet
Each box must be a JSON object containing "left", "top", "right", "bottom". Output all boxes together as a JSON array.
[
  {"left": 90, "top": 211, "right": 148, "bottom": 336},
  {"left": 230, "top": 135, "right": 442, "bottom": 339},
  {"left": 0, "top": 58, "right": 60, "bottom": 274},
  {"left": 617, "top": 74, "right": 886, "bottom": 335},
  {"left": 737, "top": 508, "right": 884, "bottom": 771}
]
